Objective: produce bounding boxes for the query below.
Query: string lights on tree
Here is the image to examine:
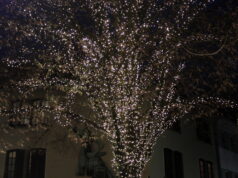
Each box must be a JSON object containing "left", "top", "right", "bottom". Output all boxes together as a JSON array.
[{"left": 0, "top": 0, "right": 237, "bottom": 177}]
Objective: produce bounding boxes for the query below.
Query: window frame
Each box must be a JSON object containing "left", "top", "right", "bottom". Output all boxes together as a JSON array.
[
  {"left": 8, "top": 100, "right": 50, "bottom": 128},
  {"left": 27, "top": 148, "right": 46, "bottom": 178},
  {"left": 199, "top": 159, "right": 214, "bottom": 178},
  {"left": 4, "top": 148, "right": 46, "bottom": 178},
  {"left": 4, "top": 149, "right": 25, "bottom": 178}
]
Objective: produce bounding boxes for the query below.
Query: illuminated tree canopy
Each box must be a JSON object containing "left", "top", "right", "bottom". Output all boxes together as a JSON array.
[{"left": 0, "top": 0, "right": 237, "bottom": 177}]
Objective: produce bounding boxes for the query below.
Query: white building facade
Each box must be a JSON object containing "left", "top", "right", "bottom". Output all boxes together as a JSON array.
[
  {"left": 216, "top": 117, "right": 238, "bottom": 178},
  {"left": 0, "top": 117, "right": 228, "bottom": 178}
]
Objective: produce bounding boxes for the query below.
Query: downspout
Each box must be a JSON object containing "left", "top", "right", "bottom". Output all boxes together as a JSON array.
[{"left": 213, "top": 118, "right": 222, "bottom": 178}]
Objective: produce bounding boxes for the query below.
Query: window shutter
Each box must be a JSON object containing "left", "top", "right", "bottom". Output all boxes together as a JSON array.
[
  {"left": 174, "top": 151, "right": 184, "bottom": 178},
  {"left": 28, "top": 148, "right": 46, "bottom": 178},
  {"left": 164, "top": 148, "right": 173, "bottom": 178},
  {"left": 15, "top": 149, "right": 25, "bottom": 178},
  {"left": 3, "top": 151, "right": 10, "bottom": 178}
]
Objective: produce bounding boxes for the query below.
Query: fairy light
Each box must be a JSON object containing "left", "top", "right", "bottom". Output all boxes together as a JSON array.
[{"left": 0, "top": 0, "right": 235, "bottom": 177}]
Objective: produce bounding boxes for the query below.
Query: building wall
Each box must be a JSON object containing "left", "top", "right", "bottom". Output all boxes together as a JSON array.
[
  {"left": 219, "top": 148, "right": 238, "bottom": 173},
  {"left": 217, "top": 118, "right": 238, "bottom": 178},
  {"left": 147, "top": 120, "right": 219, "bottom": 178},
  {"left": 0, "top": 153, "right": 5, "bottom": 178},
  {"left": 0, "top": 126, "right": 114, "bottom": 178},
  {"left": 0, "top": 120, "right": 220, "bottom": 178},
  {"left": 0, "top": 147, "right": 79, "bottom": 178}
]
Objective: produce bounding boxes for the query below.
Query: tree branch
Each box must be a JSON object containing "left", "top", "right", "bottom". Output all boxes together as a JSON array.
[{"left": 183, "top": 34, "right": 228, "bottom": 56}]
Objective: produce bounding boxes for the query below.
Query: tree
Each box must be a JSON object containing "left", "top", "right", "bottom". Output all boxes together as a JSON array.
[{"left": 0, "top": 0, "right": 237, "bottom": 177}]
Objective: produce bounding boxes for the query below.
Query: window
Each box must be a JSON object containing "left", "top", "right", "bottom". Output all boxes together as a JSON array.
[
  {"left": 220, "top": 132, "right": 238, "bottom": 153},
  {"left": 221, "top": 132, "right": 230, "bottom": 150},
  {"left": 222, "top": 169, "right": 238, "bottom": 178},
  {"left": 164, "top": 148, "right": 184, "bottom": 178},
  {"left": 199, "top": 159, "right": 214, "bottom": 178},
  {"left": 4, "top": 149, "right": 25, "bottom": 178},
  {"left": 230, "top": 136, "right": 238, "bottom": 153},
  {"left": 9, "top": 102, "right": 31, "bottom": 127},
  {"left": 196, "top": 119, "right": 211, "bottom": 144},
  {"left": 4, "top": 148, "right": 46, "bottom": 178},
  {"left": 27, "top": 149, "right": 46, "bottom": 178},
  {"left": 6, "top": 151, "right": 16, "bottom": 178},
  {"left": 9, "top": 100, "right": 49, "bottom": 127}
]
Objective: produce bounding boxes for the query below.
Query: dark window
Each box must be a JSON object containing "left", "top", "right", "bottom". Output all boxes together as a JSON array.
[
  {"left": 164, "top": 148, "right": 184, "bottom": 178},
  {"left": 221, "top": 132, "right": 230, "bottom": 150},
  {"left": 230, "top": 136, "right": 238, "bottom": 153},
  {"left": 199, "top": 159, "right": 214, "bottom": 178},
  {"left": 4, "top": 148, "right": 46, "bottom": 178},
  {"left": 9, "top": 100, "right": 49, "bottom": 127},
  {"left": 4, "top": 149, "right": 25, "bottom": 178},
  {"left": 9, "top": 102, "right": 31, "bottom": 127},
  {"left": 27, "top": 148, "right": 46, "bottom": 178},
  {"left": 5, "top": 151, "right": 16, "bottom": 178},
  {"left": 174, "top": 151, "right": 184, "bottom": 178},
  {"left": 196, "top": 119, "right": 211, "bottom": 144},
  {"left": 164, "top": 148, "right": 173, "bottom": 178},
  {"left": 220, "top": 132, "right": 238, "bottom": 153}
]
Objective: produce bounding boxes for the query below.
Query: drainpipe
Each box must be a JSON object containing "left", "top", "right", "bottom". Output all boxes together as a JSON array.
[{"left": 213, "top": 118, "right": 222, "bottom": 178}]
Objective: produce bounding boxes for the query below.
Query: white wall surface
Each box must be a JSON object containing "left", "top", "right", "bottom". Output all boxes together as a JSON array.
[
  {"left": 147, "top": 121, "right": 218, "bottom": 178},
  {"left": 0, "top": 121, "right": 219, "bottom": 178}
]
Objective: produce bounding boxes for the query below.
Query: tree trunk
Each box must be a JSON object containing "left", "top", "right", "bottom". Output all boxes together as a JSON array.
[
  {"left": 113, "top": 151, "right": 145, "bottom": 178},
  {"left": 111, "top": 116, "right": 147, "bottom": 178},
  {"left": 116, "top": 164, "right": 143, "bottom": 178}
]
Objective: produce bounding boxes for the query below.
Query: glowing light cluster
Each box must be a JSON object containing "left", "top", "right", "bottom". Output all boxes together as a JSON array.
[{"left": 0, "top": 0, "right": 234, "bottom": 177}]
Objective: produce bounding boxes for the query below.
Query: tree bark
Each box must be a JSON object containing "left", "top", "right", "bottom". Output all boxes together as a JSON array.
[
  {"left": 113, "top": 150, "right": 144, "bottom": 178},
  {"left": 117, "top": 164, "right": 143, "bottom": 178}
]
